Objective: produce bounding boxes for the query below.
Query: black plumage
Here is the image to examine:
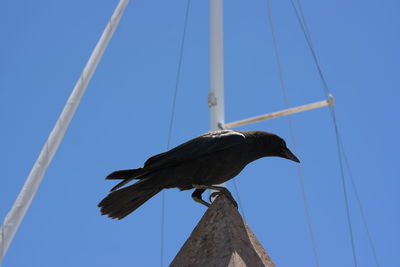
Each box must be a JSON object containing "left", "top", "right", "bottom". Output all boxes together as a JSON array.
[{"left": 98, "top": 130, "right": 300, "bottom": 219}]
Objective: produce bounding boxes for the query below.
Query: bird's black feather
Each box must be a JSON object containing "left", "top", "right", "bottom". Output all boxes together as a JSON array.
[{"left": 98, "top": 130, "right": 299, "bottom": 219}]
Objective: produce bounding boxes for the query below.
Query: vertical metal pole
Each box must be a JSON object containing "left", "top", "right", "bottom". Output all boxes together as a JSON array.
[
  {"left": 209, "top": 0, "right": 225, "bottom": 131},
  {"left": 0, "top": 0, "right": 129, "bottom": 262},
  {"left": 209, "top": 0, "right": 226, "bottom": 192}
]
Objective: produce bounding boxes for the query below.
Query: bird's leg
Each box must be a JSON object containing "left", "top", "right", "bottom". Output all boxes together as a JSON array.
[
  {"left": 192, "top": 184, "right": 238, "bottom": 209},
  {"left": 191, "top": 188, "right": 210, "bottom": 207}
]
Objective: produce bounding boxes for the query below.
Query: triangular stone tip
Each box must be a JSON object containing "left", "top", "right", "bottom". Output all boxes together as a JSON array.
[{"left": 170, "top": 194, "right": 275, "bottom": 267}]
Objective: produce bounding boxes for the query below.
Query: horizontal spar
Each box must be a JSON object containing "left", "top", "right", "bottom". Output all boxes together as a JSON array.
[{"left": 222, "top": 94, "right": 334, "bottom": 129}]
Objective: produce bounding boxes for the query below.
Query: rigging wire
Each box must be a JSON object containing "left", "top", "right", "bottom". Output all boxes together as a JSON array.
[
  {"left": 288, "top": 1, "right": 381, "bottom": 266},
  {"left": 161, "top": 0, "right": 192, "bottom": 266},
  {"left": 289, "top": 0, "right": 329, "bottom": 96},
  {"left": 232, "top": 178, "right": 246, "bottom": 220},
  {"left": 288, "top": 0, "right": 362, "bottom": 264},
  {"left": 289, "top": 1, "right": 358, "bottom": 265},
  {"left": 339, "top": 136, "right": 381, "bottom": 267},
  {"left": 330, "top": 110, "right": 359, "bottom": 267},
  {"left": 264, "top": 1, "right": 320, "bottom": 266}
]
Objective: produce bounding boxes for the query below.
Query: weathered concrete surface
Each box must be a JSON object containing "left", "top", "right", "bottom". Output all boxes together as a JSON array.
[{"left": 170, "top": 195, "right": 275, "bottom": 267}]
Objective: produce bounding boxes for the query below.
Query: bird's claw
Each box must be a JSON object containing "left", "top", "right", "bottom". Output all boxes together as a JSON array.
[{"left": 209, "top": 191, "right": 238, "bottom": 209}]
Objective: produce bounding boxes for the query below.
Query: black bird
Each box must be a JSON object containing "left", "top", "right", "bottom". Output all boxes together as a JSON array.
[{"left": 98, "top": 130, "right": 300, "bottom": 219}]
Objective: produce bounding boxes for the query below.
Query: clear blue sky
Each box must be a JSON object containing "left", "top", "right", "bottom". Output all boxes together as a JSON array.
[{"left": 1, "top": 0, "right": 399, "bottom": 266}]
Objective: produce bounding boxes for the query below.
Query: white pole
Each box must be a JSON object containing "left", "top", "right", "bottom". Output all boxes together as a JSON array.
[
  {"left": 0, "top": 0, "right": 129, "bottom": 262},
  {"left": 223, "top": 95, "right": 334, "bottom": 129},
  {"left": 209, "top": 0, "right": 226, "bottom": 193},
  {"left": 209, "top": 0, "right": 225, "bottom": 131}
]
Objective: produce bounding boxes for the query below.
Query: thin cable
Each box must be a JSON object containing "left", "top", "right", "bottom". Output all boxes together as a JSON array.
[
  {"left": 330, "top": 109, "right": 358, "bottom": 267},
  {"left": 289, "top": 0, "right": 329, "bottom": 96},
  {"left": 0, "top": 228, "right": 3, "bottom": 267},
  {"left": 339, "top": 137, "right": 381, "bottom": 267},
  {"left": 264, "top": 1, "right": 320, "bottom": 266},
  {"left": 160, "top": 1, "right": 191, "bottom": 266},
  {"left": 289, "top": 1, "right": 361, "bottom": 266},
  {"left": 160, "top": 191, "right": 166, "bottom": 267},
  {"left": 232, "top": 178, "right": 246, "bottom": 220}
]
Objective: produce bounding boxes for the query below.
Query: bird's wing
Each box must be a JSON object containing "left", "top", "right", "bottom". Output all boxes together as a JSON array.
[{"left": 143, "top": 130, "right": 246, "bottom": 169}]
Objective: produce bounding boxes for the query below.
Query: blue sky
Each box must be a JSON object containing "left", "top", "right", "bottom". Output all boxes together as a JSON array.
[{"left": 1, "top": 0, "right": 399, "bottom": 266}]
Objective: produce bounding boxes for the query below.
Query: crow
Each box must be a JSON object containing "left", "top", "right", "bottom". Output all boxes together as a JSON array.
[{"left": 98, "top": 130, "right": 300, "bottom": 219}]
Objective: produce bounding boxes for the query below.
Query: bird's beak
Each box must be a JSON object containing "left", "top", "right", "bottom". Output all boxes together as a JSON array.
[{"left": 282, "top": 147, "right": 300, "bottom": 163}]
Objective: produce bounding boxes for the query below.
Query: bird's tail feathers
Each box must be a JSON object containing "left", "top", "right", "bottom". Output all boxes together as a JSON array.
[
  {"left": 106, "top": 168, "right": 143, "bottom": 180},
  {"left": 106, "top": 168, "right": 147, "bottom": 192},
  {"left": 98, "top": 178, "right": 162, "bottom": 219}
]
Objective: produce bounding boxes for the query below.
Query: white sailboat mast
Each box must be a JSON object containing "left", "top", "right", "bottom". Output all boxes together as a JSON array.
[
  {"left": 209, "top": 0, "right": 225, "bottom": 131},
  {"left": 208, "top": 0, "right": 333, "bottom": 131}
]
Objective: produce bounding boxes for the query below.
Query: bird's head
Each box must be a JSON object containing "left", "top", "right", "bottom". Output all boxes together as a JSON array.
[
  {"left": 271, "top": 135, "right": 300, "bottom": 163},
  {"left": 259, "top": 132, "right": 300, "bottom": 163}
]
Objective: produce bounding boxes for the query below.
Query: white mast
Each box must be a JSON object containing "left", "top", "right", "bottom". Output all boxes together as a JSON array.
[
  {"left": 209, "top": 0, "right": 226, "bottom": 193},
  {"left": 208, "top": 0, "right": 333, "bottom": 131},
  {"left": 209, "top": 0, "right": 225, "bottom": 131},
  {"left": 0, "top": 0, "right": 129, "bottom": 262},
  {"left": 207, "top": 0, "right": 333, "bottom": 199}
]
